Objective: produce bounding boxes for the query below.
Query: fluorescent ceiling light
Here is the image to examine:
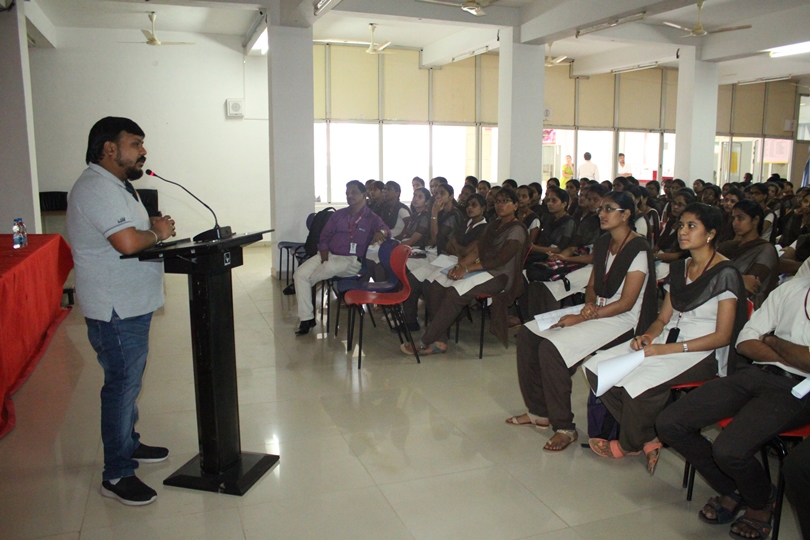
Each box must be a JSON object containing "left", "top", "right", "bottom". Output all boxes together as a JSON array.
[
  {"left": 314, "top": 0, "right": 343, "bottom": 16},
  {"left": 738, "top": 75, "right": 791, "bottom": 86},
  {"left": 767, "top": 41, "right": 810, "bottom": 58},
  {"left": 576, "top": 12, "right": 646, "bottom": 38},
  {"left": 250, "top": 28, "right": 268, "bottom": 55},
  {"left": 611, "top": 62, "right": 658, "bottom": 74}
]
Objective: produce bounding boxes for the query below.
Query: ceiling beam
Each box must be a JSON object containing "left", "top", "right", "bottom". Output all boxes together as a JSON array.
[
  {"left": 420, "top": 27, "right": 501, "bottom": 67},
  {"left": 570, "top": 42, "right": 682, "bottom": 76},
  {"left": 25, "top": 0, "right": 58, "bottom": 48},
  {"left": 332, "top": 0, "right": 521, "bottom": 28}
]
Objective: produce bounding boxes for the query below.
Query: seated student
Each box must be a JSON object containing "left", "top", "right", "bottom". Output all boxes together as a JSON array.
[
  {"left": 565, "top": 179, "right": 580, "bottom": 216},
  {"left": 718, "top": 200, "right": 779, "bottom": 309},
  {"left": 780, "top": 232, "right": 810, "bottom": 276},
  {"left": 601, "top": 179, "right": 613, "bottom": 192},
  {"left": 428, "top": 176, "right": 448, "bottom": 197},
  {"left": 516, "top": 185, "right": 541, "bottom": 246},
  {"left": 484, "top": 185, "right": 501, "bottom": 222},
  {"left": 379, "top": 181, "right": 411, "bottom": 238},
  {"left": 718, "top": 187, "right": 745, "bottom": 243},
  {"left": 626, "top": 185, "right": 655, "bottom": 245},
  {"left": 612, "top": 176, "right": 629, "bottom": 192},
  {"left": 294, "top": 181, "right": 388, "bottom": 335},
  {"left": 507, "top": 191, "right": 657, "bottom": 452},
  {"left": 529, "top": 182, "right": 545, "bottom": 218},
  {"left": 583, "top": 203, "right": 747, "bottom": 475},
  {"left": 464, "top": 175, "right": 479, "bottom": 189},
  {"left": 547, "top": 177, "right": 561, "bottom": 189},
  {"left": 457, "top": 184, "right": 475, "bottom": 210},
  {"left": 429, "top": 183, "right": 463, "bottom": 254},
  {"left": 645, "top": 180, "right": 665, "bottom": 216},
  {"left": 638, "top": 186, "right": 661, "bottom": 247},
  {"left": 411, "top": 176, "right": 425, "bottom": 191},
  {"left": 529, "top": 186, "right": 575, "bottom": 261},
  {"left": 748, "top": 183, "right": 777, "bottom": 242},
  {"left": 654, "top": 189, "right": 696, "bottom": 263},
  {"left": 401, "top": 188, "right": 528, "bottom": 354},
  {"left": 476, "top": 179, "right": 491, "bottom": 197},
  {"left": 398, "top": 187, "right": 431, "bottom": 248},
  {"left": 657, "top": 276, "right": 810, "bottom": 540},
  {"left": 693, "top": 178, "right": 706, "bottom": 197},
  {"left": 503, "top": 178, "right": 518, "bottom": 190},
  {"left": 779, "top": 186, "right": 810, "bottom": 248},
  {"left": 367, "top": 180, "right": 386, "bottom": 216},
  {"left": 701, "top": 184, "right": 722, "bottom": 208}
]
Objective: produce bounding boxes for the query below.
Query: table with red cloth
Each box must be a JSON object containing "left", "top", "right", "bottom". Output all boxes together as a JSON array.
[{"left": 0, "top": 234, "right": 73, "bottom": 438}]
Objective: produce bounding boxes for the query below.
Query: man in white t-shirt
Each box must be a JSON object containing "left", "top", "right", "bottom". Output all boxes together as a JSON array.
[
  {"left": 617, "top": 153, "right": 632, "bottom": 177},
  {"left": 577, "top": 152, "right": 599, "bottom": 181},
  {"left": 657, "top": 277, "right": 810, "bottom": 538}
]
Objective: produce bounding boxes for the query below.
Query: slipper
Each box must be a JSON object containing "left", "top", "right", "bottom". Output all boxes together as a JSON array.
[
  {"left": 588, "top": 438, "right": 640, "bottom": 458},
  {"left": 400, "top": 342, "right": 447, "bottom": 355},
  {"left": 505, "top": 413, "right": 550, "bottom": 429},
  {"left": 543, "top": 429, "right": 578, "bottom": 452},
  {"left": 643, "top": 441, "right": 663, "bottom": 476},
  {"left": 698, "top": 494, "right": 744, "bottom": 525},
  {"left": 729, "top": 515, "right": 773, "bottom": 540}
]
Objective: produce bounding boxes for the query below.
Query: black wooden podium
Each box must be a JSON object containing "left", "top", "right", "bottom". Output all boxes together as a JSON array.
[{"left": 133, "top": 230, "right": 277, "bottom": 495}]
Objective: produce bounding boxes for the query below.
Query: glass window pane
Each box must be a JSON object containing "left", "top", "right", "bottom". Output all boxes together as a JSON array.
[
  {"left": 715, "top": 136, "right": 731, "bottom": 185},
  {"left": 329, "top": 123, "right": 379, "bottom": 203},
  {"left": 314, "top": 123, "right": 327, "bottom": 203},
  {"left": 542, "top": 129, "right": 575, "bottom": 185},
  {"left": 576, "top": 130, "right": 614, "bottom": 182},
  {"left": 730, "top": 137, "right": 763, "bottom": 183},
  {"left": 799, "top": 95, "right": 810, "bottom": 141},
  {"left": 617, "top": 131, "right": 660, "bottom": 181},
  {"left": 432, "top": 125, "right": 476, "bottom": 193},
  {"left": 662, "top": 133, "right": 676, "bottom": 181},
  {"left": 481, "top": 126, "right": 498, "bottom": 183},
  {"left": 763, "top": 138, "right": 793, "bottom": 180},
  {"left": 382, "top": 124, "right": 429, "bottom": 198}
]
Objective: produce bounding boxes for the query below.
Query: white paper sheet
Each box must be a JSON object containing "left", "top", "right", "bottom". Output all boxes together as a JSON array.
[
  {"left": 590, "top": 350, "right": 646, "bottom": 397},
  {"left": 792, "top": 377, "right": 810, "bottom": 399},
  {"left": 531, "top": 305, "right": 583, "bottom": 333},
  {"left": 431, "top": 254, "right": 458, "bottom": 268}
]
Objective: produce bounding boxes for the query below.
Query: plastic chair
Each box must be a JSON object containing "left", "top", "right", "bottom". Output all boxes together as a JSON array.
[
  {"left": 344, "top": 244, "right": 420, "bottom": 369},
  {"left": 277, "top": 212, "right": 315, "bottom": 284},
  {"left": 333, "top": 239, "right": 398, "bottom": 337}
]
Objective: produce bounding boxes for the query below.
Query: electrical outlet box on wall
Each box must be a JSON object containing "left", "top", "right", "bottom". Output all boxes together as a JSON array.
[{"left": 226, "top": 98, "right": 244, "bottom": 118}]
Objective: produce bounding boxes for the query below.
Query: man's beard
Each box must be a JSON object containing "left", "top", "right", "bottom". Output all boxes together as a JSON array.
[{"left": 116, "top": 151, "right": 146, "bottom": 180}]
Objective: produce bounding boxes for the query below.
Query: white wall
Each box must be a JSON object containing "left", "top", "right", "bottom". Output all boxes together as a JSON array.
[{"left": 29, "top": 28, "right": 271, "bottom": 241}]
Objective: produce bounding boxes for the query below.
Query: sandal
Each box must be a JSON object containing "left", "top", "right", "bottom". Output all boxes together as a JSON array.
[
  {"left": 400, "top": 342, "right": 447, "bottom": 356},
  {"left": 643, "top": 440, "right": 663, "bottom": 476},
  {"left": 729, "top": 515, "right": 773, "bottom": 540},
  {"left": 505, "top": 413, "right": 550, "bottom": 429},
  {"left": 588, "top": 438, "right": 640, "bottom": 458},
  {"left": 543, "top": 429, "right": 578, "bottom": 452},
  {"left": 698, "top": 494, "right": 744, "bottom": 525}
]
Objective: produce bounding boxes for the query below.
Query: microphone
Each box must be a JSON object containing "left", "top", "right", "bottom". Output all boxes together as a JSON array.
[{"left": 145, "top": 169, "right": 233, "bottom": 243}]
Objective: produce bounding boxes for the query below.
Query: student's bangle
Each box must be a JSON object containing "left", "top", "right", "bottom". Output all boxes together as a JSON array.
[
  {"left": 147, "top": 229, "right": 160, "bottom": 244},
  {"left": 683, "top": 342, "right": 689, "bottom": 353}
]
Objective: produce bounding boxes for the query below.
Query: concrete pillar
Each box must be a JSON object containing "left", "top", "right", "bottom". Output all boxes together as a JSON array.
[
  {"left": 0, "top": 0, "right": 41, "bottom": 232},
  {"left": 674, "top": 48, "right": 718, "bottom": 183},
  {"left": 267, "top": 25, "right": 315, "bottom": 276},
  {"left": 497, "top": 28, "right": 545, "bottom": 184}
]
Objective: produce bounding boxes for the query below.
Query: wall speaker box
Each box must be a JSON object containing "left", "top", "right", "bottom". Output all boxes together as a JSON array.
[{"left": 226, "top": 99, "right": 244, "bottom": 117}]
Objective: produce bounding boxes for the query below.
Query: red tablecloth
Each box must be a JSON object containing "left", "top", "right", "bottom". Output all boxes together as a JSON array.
[{"left": 0, "top": 234, "right": 73, "bottom": 438}]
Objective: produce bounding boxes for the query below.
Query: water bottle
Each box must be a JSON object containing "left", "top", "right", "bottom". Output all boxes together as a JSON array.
[{"left": 12, "top": 218, "right": 28, "bottom": 249}]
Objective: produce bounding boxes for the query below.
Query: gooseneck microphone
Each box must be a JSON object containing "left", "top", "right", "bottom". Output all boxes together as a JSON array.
[{"left": 145, "top": 169, "right": 234, "bottom": 243}]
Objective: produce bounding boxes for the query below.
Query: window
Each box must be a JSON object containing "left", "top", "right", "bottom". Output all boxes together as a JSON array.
[
  {"left": 542, "top": 129, "right": 575, "bottom": 184},
  {"left": 662, "top": 133, "right": 676, "bottom": 181},
  {"left": 576, "top": 130, "right": 614, "bottom": 181},
  {"left": 481, "top": 126, "right": 498, "bottom": 183},
  {"left": 763, "top": 138, "right": 793, "bottom": 180},
  {"left": 329, "top": 123, "right": 379, "bottom": 203},
  {"left": 731, "top": 137, "right": 763, "bottom": 183},
  {"left": 314, "top": 123, "right": 328, "bottom": 202},
  {"left": 382, "top": 124, "right": 430, "bottom": 198},
  {"left": 715, "top": 136, "right": 731, "bottom": 184},
  {"left": 799, "top": 95, "right": 810, "bottom": 141},
  {"left": 617, "top": 131, "right": 660, "bottom": 181},
  {"left": 432, "top": 125, "right": 477, "bottom": 194}
]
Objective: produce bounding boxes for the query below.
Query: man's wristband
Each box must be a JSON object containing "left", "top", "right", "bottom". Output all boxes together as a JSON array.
[{"left": 147, "top": 229, "right": 159, "bottom": 244}]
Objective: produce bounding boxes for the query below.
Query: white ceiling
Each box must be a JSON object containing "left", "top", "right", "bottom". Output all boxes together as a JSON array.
[{"left": 25, "top": 0, "right": 810, "bottom": 85}]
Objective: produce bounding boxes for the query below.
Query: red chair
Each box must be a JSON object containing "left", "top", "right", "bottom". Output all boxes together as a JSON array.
[{"left": 344, "top": 244, "right": 420, "bottom": 369}]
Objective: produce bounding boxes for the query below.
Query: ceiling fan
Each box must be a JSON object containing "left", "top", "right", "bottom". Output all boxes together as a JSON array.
[
  {"left": 662, "top": 1, "right": 752, "bottom": 38},
  {"left": 135, "top": 12, "right": 194, "bottom": 46},
  {"left": 414, "top": 0, "right": 499, "bottom": 17},
  {"left": 365, "top": 24, "right": 392, "bottom": 55},
  {"left": 545, "top": 42, "right": 571, "bottom": 67}
]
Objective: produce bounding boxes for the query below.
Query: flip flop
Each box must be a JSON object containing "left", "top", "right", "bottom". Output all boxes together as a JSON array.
[
  {"left": 729, "top": 515, "right": 773, "bottom": 540},
  {"left": 505, "top": 413, "right": 550, "bottom": 429},
  {"left": 698, "top": 495, "right": 744, "bottom": 525},
  {"left": 400, "top": 342, "right": 447, "bottom": 355},
  {"left": 543, "top": 429, "right": 578, "bottom": 452},
  {"left": 588, "top": 438, "right": 640, "bottom": 458},
  {"left": 643, "top": 441, "right": 663, "bottom": 476}
]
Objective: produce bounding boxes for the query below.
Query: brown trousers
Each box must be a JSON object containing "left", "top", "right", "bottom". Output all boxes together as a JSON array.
[
  {"left": 420, "top": 275, "right": 508, "bottom": 345},
  {"left": 586, "top": 353, "right": 717, "bottom": 452}
]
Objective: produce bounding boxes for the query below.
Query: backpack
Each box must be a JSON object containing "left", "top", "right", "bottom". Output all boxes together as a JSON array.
[
  {"left": 304, "top": 207, "right": 335, "bottom": 258},
  {"left": 586, "top": 391, "right": 620, "bottom": 440}
]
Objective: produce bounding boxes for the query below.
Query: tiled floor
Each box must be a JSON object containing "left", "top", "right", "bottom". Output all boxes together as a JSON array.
[{"left": 0, "top": 245, "right": 802, "bottom": 539}]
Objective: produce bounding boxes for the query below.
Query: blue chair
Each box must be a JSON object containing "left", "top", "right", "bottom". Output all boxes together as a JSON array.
[
  {"left": 278, "top": 212, "right": 315, "bottom": 285},
  {"left": 332, "top": 239, "right": 399, "bottom": 337}
]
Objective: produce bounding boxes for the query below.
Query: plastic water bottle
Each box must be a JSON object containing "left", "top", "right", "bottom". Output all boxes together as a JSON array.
[{"left": 12, "top": 218, "right": 28, "bottom": 249}]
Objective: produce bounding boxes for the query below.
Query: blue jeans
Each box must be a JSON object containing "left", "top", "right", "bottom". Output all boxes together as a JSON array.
[{"left": 86, "top": 310, "right": 153, "bottom": 481}]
